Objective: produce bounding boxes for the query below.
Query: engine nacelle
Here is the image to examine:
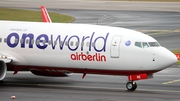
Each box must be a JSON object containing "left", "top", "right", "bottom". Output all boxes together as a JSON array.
[
  {"left": 0, "top": 61, "right": 7, "bottom": 81},
  {"left": 31, "top": 70, "right": 73, "bottom": 77}
]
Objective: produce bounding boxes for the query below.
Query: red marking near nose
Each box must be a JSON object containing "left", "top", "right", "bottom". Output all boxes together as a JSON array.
[{"left": 175, "top": 54, "right": 180, "bottom": 60}]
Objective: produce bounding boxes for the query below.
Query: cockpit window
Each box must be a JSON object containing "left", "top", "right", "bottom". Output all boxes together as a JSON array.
[
  {"left": 142, "top": 42, "right": 149, "bottom": 48},
  {"left": 135, "top": 42, "right": 160, "bottom": 48},
  {"left": 135, "top": 42, "right": 142, "bottom": 48},
  {"left": 148, "top": 42, "right": 160, "bottom": 47}
]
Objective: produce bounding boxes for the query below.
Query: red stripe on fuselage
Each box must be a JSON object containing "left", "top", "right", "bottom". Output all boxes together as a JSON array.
[{"left": 7, "top": 65, "right": 159, "bottom": 76}]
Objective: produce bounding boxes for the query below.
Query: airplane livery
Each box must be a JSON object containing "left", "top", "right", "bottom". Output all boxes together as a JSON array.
[
  {"left": 0, "top": 6, "right": 177, "bottom": 91},
  {"left": 6, "top": 30, "right": 108, "bottom": 62}
]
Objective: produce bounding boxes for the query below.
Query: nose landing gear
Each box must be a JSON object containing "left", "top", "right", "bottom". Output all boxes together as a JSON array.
[{"left": 126, "top": 81, "right": 137, "bottom": 91}]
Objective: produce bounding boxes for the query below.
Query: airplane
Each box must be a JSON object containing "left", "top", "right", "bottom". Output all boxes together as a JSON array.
[{"left": 0, "top": 6, "right": 177, "bottom": 91}]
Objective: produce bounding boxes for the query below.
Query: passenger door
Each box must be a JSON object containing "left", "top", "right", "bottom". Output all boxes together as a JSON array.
[{"left": 110, "top": 36, "right": 121, "bottom": 58}]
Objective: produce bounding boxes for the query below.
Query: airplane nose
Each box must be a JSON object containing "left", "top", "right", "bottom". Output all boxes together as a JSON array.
[{"left": 158, "top": 47, "right": 177, "bottom": 69}]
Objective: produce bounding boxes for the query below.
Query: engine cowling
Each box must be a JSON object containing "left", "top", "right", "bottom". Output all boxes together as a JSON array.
[
  {"left": 0, "top": 61, "right": 7, "bottom": 81},
  {"left": 31, "top": 70, "right": 73, "bottom": 77}
]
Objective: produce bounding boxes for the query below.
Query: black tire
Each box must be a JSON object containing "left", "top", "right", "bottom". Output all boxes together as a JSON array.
[
  {"left": 134, "top": 82, "right": 137, "bottom": 90},
  {"left": 126, "top": 81, "right": 137, "bottom": 91}
]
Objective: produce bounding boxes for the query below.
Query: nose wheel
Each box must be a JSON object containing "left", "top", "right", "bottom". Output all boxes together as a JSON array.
[{"left": 126, "top": 81, "right": 137, "bottom": 91}]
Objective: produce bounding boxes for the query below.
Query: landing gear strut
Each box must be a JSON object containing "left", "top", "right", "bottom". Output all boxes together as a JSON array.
[{"left": 126, "top": 81, "right": 137, "bottom": 91}]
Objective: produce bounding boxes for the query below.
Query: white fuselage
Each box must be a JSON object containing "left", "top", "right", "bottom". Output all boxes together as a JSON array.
[{"left": 0, "top": 21, "right": 177, "bottom": 74}]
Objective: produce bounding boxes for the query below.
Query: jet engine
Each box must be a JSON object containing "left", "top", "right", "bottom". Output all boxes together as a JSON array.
[
  {"left": 0, "top": 61, "right": 7, "bottom": 81},
  {"left": 31, "top": 70, "right": 73, "bottom": 77}
]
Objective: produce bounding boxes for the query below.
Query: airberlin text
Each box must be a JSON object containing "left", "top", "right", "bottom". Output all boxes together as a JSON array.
[
  {"left": 71, "top": 52, "right": 106, "bottom": 61},
  {"left": 6, "top": 32, "right": 109, "bottom": 62}
]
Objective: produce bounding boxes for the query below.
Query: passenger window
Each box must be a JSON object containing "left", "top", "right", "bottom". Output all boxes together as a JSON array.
[
  {"left": 0, "top": 38, "right": 2, "bottom": 42},
  {"left": 59, "top": 41, "right": 63, "bottom": 45},
  {"left": 26, "top": 39, "right": 29, "bottom": 44},
  {"left": 31, "top": 40, "right": 34, "bottom": 44},
  {"left": 48, "top": 40, "right": 52, "bottom": 45},
  {"left": 36, "top": 40, "right": 40, "bottom": 45},
  {"left": 86, "top": 42, "right": 89, "bottom": 47},
  {"left": 15, "top": 38, "right": 18, "bottom": 44},
  {"left": 135, "top": 42, "right": 142, "bottom": 48},
  {"left": 42, "top": 40, "right": 46, "bottom": 44},
  {"left": 92, "top": 42, "right": 95, "bottom": 47},
  {"left": 54, "top": 41, "right": 57, "bottom": 45},
  {"left": 4, "top": 38, "right": 7, "bottom": 43},
  {"left": 75, "top": 42, "right": 79, "bottom": 46},
  {"left": 65, "top": 41, "right": 68, "bottom": 46},
  {"left": 20, "top": 39, "right": 23, "bottom": 44},
  {"left": 143, "top": 42, "right": 149, "bottom": 48},
  {"left": 81, "top": 42, "right": 84, "bottom": 47},
  {"left": 70, "top": 41, "right": 73, "bottom": 46}
]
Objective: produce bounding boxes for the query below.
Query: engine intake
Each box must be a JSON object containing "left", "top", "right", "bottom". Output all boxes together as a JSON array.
[{"left": 0, "top": 61, "right": 7, "bottom": 81}]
